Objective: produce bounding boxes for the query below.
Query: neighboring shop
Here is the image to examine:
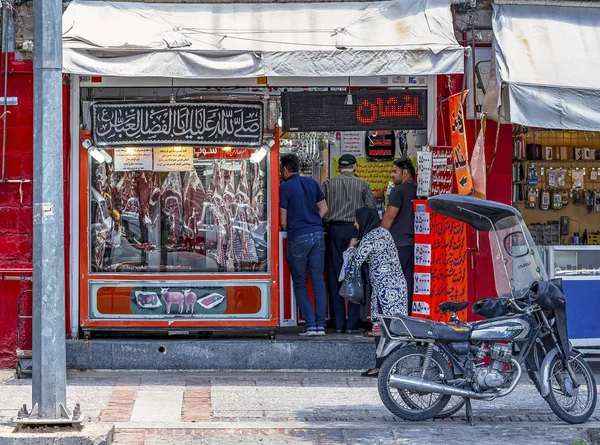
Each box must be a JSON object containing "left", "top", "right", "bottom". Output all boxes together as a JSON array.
[
  {"left": 62, "top": 0, "right": 469, "bottom": 337},
  {"left": 487, "top": 2, "right": 600, "bottom": 346}
]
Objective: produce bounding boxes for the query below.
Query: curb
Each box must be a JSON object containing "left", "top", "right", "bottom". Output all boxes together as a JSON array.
[{"left": 0, "top": 424, "right": 114, "bottom": 445}]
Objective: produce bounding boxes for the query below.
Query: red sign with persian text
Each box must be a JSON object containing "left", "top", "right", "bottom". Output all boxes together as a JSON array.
[
  {"left": 448, "top": 92, "right": 474, "bottom": 195},
  {"left": 281, "top": 90, "right": 427, "bottom": 132},
  {"left": 193, "top": 147, "right": 253, "bottom": 159},
  {"left": 412, "top": 200, "right": 468, "bottom": 323}
]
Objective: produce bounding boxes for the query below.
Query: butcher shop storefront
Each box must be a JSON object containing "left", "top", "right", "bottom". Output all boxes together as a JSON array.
[{"left": 62, "top": 0, "right": 465, "bottom": 337}]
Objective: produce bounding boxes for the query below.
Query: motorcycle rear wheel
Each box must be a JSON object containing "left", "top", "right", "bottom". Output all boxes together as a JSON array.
[
  {"left": 378, "top": 344, "right": 452, "bottom": 421},
  {"left": 544, "top": 353, "right": 597, "bottom": 424}
]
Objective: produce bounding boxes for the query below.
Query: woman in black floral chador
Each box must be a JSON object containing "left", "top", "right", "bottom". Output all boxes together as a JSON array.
[{"left": 347, "top": 207, "right": 408, "bottom": 377}]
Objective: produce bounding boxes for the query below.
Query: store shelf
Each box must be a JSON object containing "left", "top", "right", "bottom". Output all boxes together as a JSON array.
[{"left": 553, "top": 245, "right": 600, "bottom": 251}]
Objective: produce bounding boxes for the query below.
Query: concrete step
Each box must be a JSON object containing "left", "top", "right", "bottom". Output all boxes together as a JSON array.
[{"left": 66, "top": 332, "right": 376, "bottom": 371}]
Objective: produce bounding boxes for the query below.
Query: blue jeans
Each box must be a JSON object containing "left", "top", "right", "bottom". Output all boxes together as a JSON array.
[{"left": 287, "top": 231, "right": 327, "bottom": 329}]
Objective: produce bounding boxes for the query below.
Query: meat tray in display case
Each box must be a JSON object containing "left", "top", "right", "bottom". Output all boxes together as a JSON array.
[{"left": 89, "top": 149, "right": 269, "bottom": 274}]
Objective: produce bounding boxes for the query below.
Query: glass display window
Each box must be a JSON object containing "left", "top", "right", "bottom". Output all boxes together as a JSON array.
[
  {"left": 89, "top": 147, "right": 269, "bottom": 274},
  {"left": 553, "top": 247, "right": 600, "bottom": 277}
]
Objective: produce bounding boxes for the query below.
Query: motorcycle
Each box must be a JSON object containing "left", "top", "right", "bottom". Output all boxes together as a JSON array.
[{"left": 376, "top": 194, "right": 597, "bottom": 425}]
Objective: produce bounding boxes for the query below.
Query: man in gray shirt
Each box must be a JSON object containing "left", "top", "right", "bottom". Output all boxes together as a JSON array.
[
  {"left": 322, "top": 154, "right": 377, "bottom": 333},
  {"left": 382, "top": 158, "right": 417, "bottom": 315}
]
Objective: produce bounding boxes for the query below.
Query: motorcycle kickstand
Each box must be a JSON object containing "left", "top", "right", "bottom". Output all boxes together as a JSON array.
[{"left": 465, "top": 398, "right": 474, "bottom": 426}]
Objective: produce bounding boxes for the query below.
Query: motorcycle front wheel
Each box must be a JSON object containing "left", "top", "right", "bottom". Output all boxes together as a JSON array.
[
  {"left": 544, "top": 353, "right": 597, "bottom": 424},
  {"left": 378, "top": 344, "right": 452, "bottom": 421}
]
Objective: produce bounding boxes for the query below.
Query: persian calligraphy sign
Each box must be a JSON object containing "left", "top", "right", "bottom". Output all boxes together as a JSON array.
[{"left": 92, "top": 102, "right": 263, "bottom": 147}]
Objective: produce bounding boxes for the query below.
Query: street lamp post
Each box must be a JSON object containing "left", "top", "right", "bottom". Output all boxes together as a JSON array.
[{"left": 16, "top": 0, "right": 80, "bottom": 424}]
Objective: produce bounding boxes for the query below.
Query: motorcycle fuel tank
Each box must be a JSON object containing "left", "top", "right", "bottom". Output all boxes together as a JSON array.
[{"left": 471, "top": 316, "right": 531, "bottom": 341}]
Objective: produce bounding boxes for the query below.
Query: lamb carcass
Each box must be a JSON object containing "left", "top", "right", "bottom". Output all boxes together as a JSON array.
[
  {"left": 138, "top": 171, "right": 161, "bottom": 227},
  {"left": 182, "top": 169, "right": 206, "bottom": 240},
  {"left": 235, "top": 162, "right": 259, "bottom": 264},
  {"left": 251, "top": 162, "right": 266, "bottom": 221},
  {"left": 160, "top": 171, "right": 184, "bottom": 247},
  {"left": 116, "top": 172, "right": 139, "bottom": 215}
]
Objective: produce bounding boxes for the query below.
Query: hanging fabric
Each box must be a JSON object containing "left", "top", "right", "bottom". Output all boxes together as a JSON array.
[{"left": 470, "top": 114, "right": 487, "bottom": 199}]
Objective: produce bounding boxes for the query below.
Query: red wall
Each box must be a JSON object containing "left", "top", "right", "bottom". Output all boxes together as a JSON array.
[
  {"left": 0, "top": 55, "right": 34, "bottom": 368},
  {"left": 0, "top": 54, "right": 71, "bottom": 368},
  {"left": 436, "top": 74, "right": 513, "bottom": 317}
]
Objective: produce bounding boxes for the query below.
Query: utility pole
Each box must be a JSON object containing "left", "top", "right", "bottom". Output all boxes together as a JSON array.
[{"left": 25, "top": 0, "right": 69, "bottom": 421}]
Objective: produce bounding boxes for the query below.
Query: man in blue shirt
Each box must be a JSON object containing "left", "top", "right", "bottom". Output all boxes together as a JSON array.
[{"left": 280, "top": 154, "right": 328, "bottom": 336}]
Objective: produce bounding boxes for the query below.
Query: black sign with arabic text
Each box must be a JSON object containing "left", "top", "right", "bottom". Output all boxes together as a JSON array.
[
  {"left": 92, "top": 102, "right": 263, "bottom": 147},
  {"left": 282, "top": 90, "right": 427, "bottom": 132}
]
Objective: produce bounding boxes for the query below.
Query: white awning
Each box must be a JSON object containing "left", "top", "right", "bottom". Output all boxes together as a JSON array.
[
  {"left": 62, "top": 0, "right": 465, "bottom": 79},
  {"left": 491, "top": 3, "right": 600, "bottom": 131}
]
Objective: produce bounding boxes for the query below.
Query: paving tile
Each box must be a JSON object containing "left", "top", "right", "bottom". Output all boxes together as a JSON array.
[{"left": 130, "top": 389, "right": 184, "bottom": 422}]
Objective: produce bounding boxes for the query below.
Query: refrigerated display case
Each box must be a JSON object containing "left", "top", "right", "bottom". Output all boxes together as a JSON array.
[
  {"left": 80, "top": 128, "right": 282, "bottom": 332},
  {"left": 545, "top": 246, "right": 600, "bottom": 346}
]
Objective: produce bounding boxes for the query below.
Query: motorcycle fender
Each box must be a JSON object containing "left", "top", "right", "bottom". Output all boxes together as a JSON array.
[
  {"left": 539, "top": 347, "right": 559, "bottom": 397},
  {"left": 376, "top": 338, "right": 405, "bottom": 358}
]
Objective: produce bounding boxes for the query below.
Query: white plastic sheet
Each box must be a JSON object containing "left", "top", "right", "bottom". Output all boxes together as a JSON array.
[
  {"left": 491, "top": 4, "right": 600, "bottom": 131},
  {"left": 62, "top": 0, "right": 464, "bottom": 78}
]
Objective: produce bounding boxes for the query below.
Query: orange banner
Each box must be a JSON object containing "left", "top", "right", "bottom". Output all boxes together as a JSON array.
[{"left": 448, "top": 92, "right": 473, "bottom": 195}]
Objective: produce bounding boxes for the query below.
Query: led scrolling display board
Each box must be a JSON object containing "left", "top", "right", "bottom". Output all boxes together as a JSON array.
[{"left": 281, "top": 90, "right": 427, "bottom": 132}]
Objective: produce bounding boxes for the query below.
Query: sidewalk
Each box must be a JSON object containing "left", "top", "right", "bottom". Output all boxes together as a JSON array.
[{"left": 0, "top": 369, "right": 599, "bottom": 444}]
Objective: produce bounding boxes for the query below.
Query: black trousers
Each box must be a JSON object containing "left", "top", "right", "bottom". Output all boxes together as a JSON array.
[
  {"left": 326, "top": 223, "right": 362, "bottom": 331},
  {"left": 396, "top": 245, "right": 415, "bottom": 317}
]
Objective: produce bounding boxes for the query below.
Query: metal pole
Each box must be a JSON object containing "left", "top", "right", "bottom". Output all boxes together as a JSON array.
[{"left": 31, "top": 0, "right": 68, "bottom": 420}]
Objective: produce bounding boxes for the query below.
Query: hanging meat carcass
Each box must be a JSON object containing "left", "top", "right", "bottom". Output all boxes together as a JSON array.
[
  {"left": 138, "top": 171, "right": 161, "bottom": 227},
  {"left": 223, "top": 168, "right": 237, "bottom": 204},
  {"left": 202, "top": 161, "right": 227, "bottom": 268},
  {"left": 94, "top": 162, "right": 119, "bottom": 234},
  {"left": 223, "top": 169, "right": 240, "bottom": 271},
  {"left": 116, "top": 172, "right": 140, "bottom": 215},
  {"left": 110, "top": 167, "right": 122, "bottom": 211},
  {"left": 160, "top": 171, "right": 184, "bottom": 247},
  {"left": 182, "top": 169, "right": 206, "bottom": 242},
  {"left": 204, "top": 204, "right": 227, "bottom": 268},
  {"left": 235, "top": 161, "right": 259, "bottom": 264},
  {"left": 236, "top": 161, "right": 250, "bottom": 203},
  {"left": 92, "top": 225, "right": 108, "bottom": 270},
  {"left": 95, "top": 163, "right": 109, "bottom": 198},
  {"left": 251, "top": 162, "right": 266, "bottom": 221}
]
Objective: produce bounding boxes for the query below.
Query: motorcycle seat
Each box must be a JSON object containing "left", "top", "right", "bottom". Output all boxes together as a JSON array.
[
  {"left": 438, "top": 301, "right": 469, "bottom": 314},
  {"left": 389, "top": 314, "right": 471, "bottom": 342}
]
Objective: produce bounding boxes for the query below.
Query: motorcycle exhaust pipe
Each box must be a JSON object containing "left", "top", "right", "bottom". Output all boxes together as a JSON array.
[
  {"left": 388, "top": 359, "right": 522, "bottom": 401},
  {"left": 388, "top": 375, "right": 481, "bottom": 399}
]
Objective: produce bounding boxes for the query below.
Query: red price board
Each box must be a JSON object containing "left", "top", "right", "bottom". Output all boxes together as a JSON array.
[{"left": 412, "top": 200, "right": 468, "bottom": 322}]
